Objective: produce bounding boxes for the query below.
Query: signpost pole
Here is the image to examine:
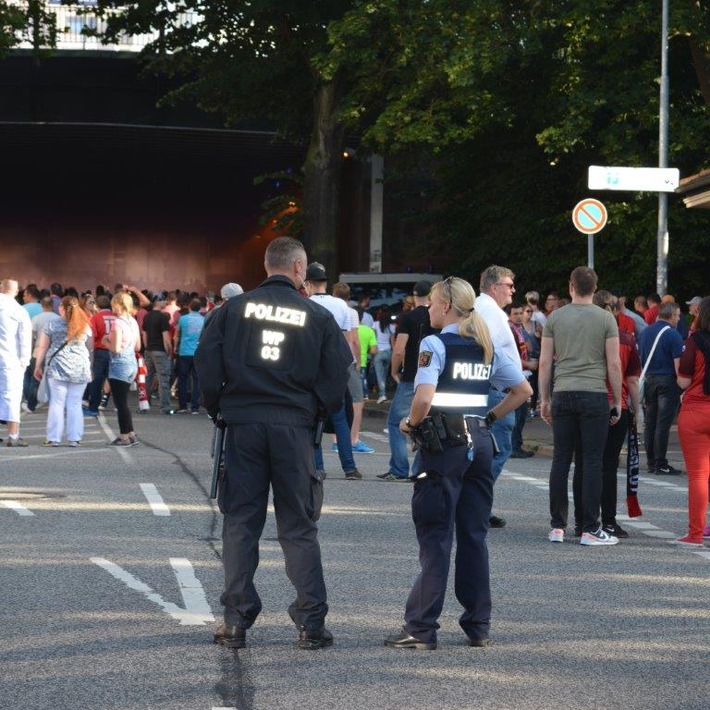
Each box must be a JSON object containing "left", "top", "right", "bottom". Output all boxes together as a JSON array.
[
  {"left": 656, "top": 0, "right": 670, "bottom": 296},
  {"left": 588, "top": 235, "right": 594, "bottom": 270}
]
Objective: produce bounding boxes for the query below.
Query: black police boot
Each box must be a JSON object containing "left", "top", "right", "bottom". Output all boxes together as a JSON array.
[
  {"left": 384, "top": 627, "right": 437, "bottom": 650},
  {"left": 468, "top": 637, "right": 492, "bottom": 647},
  {"left": 213, "top": 623, "right": 246, "bottom": 649},
  {"left": 298, "top": 625, "right": 333, "bottom": 650}
]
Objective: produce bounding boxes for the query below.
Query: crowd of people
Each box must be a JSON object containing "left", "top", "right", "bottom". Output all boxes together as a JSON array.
[
  {"left": 1, "top": 258, "right": 708, "bottom": 649},
  {"left": 0, "top": 278, "right": 245, "bottom": 448}
]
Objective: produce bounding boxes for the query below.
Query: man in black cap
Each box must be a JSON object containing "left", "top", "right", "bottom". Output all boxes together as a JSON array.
[{"left": 380, "top": 280, "right": 435, "bottom": 481}]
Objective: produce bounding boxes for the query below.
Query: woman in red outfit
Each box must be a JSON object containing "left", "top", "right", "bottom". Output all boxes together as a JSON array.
[{"left": 675, "top": 296, "right": 710, "bottom": 547}]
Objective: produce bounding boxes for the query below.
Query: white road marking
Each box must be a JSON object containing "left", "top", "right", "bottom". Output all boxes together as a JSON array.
[
  {"left": 1, "top": 500, "right": 34, "bottom": 516},
  {"left": 140, "top": 483, "right": 170, "bottom": 516},
  {"left": 90, "top": 557, "right": 214, "bottom": 626}
]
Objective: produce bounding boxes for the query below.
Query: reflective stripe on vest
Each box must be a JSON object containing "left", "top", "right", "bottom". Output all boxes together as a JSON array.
[
  {"left": 428, "top": 332, "right": 491, "bottom": 417},
  {"left": 431, "top": 392, "right": 489, "bottom": 409}
]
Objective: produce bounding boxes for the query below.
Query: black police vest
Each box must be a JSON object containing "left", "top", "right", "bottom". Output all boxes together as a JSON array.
[{"left": 429, "top": 332, "right": 491, "bottom": 418}]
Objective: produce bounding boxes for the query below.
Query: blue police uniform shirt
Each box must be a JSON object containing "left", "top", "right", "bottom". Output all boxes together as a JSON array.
[{"left": 415, "top": 324, "right": 525, "bottom": 392}]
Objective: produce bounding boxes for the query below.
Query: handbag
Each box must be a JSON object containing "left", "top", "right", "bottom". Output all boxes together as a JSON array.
[
  {"left": 638, "top": 325, "right": 671, "bottom": 403},
  {"left": 36, "top": 341, "right": 69, "bottom": 404}
]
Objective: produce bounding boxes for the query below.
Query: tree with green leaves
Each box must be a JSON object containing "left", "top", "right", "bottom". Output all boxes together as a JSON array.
[
  {"left": 326, "top": 0, "right": 710, "bottom": 294},
  {"left": 0, "top": 0, "right": 58, "bottom": 58}
]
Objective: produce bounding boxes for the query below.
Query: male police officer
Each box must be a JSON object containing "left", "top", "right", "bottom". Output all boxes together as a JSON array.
[{"left": 195, "top": 237, "right": 352, "bottom": 650}]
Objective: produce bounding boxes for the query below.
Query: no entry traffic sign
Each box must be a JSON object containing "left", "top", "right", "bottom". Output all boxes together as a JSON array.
[{"left": 572, "top": 198, "right": 608, "bottom": 234}]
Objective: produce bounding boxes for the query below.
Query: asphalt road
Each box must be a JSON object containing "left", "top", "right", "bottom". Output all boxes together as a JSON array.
[{"left": 1, "top": 401, "right": 708, "bottom": 710}]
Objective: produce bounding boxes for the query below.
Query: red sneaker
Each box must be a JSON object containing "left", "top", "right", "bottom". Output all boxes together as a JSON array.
[{"left": 671, "top": 535, "right": 704, "bottom": 548}]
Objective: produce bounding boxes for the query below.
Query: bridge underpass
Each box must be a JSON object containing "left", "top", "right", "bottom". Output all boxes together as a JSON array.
[{"left": 0, "top": 52, "right": 369, "bottom": 292}]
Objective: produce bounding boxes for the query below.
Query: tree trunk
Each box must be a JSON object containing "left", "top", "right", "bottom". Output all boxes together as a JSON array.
[
  {"left": 689, "top": 37, "right": 710, "bottom": 108},
  {"left": 302, "top": 80, "right": 345, "bottom": 279}
]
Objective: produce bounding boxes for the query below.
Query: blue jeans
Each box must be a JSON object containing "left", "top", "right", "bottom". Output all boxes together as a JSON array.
[
  {"left": 373, "top": 350, "right": 392, "bottom": 395},
  {"left": 314, "top": 405, "right": 356, "bottom": 473},
  {"left": 643, "top": 374, "right": 681, "bottom": 468},
  {"left": 387, "top": 380, "right": 415, "bottom": 478},
  {"left": 488, "top": 387, "right": 514, "bottom": 481},
  {"left": 549, "top": 391, "right": 609, "bottom": 532}
]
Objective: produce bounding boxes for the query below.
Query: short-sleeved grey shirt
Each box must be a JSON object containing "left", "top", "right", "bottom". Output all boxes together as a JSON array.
[{"left": 542, "top": 304, "right": 618, "bottom": 393}]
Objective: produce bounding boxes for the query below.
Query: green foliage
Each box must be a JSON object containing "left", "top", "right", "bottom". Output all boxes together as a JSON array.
[
  {"left": 327, "top": 0, "right": 710, "bottom": 295},
  {"left": 0, "top": 0, "right": 58, "bottom": 57},
  {"left": 253, "top": 169, "right": 304, "bottom": 237}
]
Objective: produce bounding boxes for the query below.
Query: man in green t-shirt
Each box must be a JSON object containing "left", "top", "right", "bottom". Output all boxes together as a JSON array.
[
  {"left": 357, "top": 323, "right": 377, "bottom": 398},
  {"left": 538, "top": 266, "right": 622, "bottom": 547}
]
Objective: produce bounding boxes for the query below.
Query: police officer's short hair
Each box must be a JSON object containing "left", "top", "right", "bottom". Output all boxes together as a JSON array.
[{"left": 265, "top": 237, "right": 306, "bottom": 271}]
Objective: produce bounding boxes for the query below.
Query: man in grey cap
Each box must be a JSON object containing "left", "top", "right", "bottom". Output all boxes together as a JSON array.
[
  {"left": 221, "top": 282, "right": 244, "bottom": 300},
  {"left": 204, "top": 282, "right": 243, "bottom": 330},
  {"left": 380, "top": 280, "right": 435, "bottom": 480}
]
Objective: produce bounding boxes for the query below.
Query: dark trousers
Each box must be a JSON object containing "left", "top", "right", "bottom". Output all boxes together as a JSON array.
[
  {"left": 221, "top": 422, "right": 327, "bottom": 631},
  {"left": 404, "top": 424, "right": 494, "bottom": 645},
  {"left": 145, "top": 350, "right": 172, "bottom": 413},
  {"left": 573, "top": 408, "right": 629, "bottom": 529},
  {"left": 549, "top": 391, "right": 609, "bottom": 533},
  {"left": 89, "top": 349, "right": 111, "bottom": 411},
  {"left": 643, "top": 374, "right": 681, "bottom": 468},
  {"left": 109, "top": 379, "right": 133, "bottom": 435},
  {"left": 177, "top": 355, "right": 200, "bottom": 411},
  {"left": 511, "top": 399, "right": 529, "bottom": 451}
]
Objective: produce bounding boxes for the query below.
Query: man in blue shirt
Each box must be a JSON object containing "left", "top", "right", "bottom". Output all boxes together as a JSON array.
[
  {"left": 175, "top": 298, "right": 205, "bottom": 413},
  {"left": 638, "top": 301, "right": 684, "bottom": 475}
]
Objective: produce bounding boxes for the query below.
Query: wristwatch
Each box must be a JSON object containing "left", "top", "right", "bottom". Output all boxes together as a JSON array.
[{"left": 484, "top": 411, "right": 497, "bottom": 428}]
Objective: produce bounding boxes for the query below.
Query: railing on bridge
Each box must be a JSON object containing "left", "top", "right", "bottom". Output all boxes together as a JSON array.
[{"left": 11, "top": 1, "right": 198, "bottom": 53}]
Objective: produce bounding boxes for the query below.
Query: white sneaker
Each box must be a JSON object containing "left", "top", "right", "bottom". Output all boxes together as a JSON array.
[
  {"left": 548, "top": 528, "right": 565, "bottom": 543},
  {"left": 580, "top": 527, "right": 619, "bottom": 546},
  {"left": 377, "top": 396, "right": 387, "bottom": 404}
]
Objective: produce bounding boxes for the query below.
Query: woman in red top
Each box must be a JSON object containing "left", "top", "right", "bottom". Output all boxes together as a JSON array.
[{"left": 675, "top": 296, "right": 710, "bottom": 547}]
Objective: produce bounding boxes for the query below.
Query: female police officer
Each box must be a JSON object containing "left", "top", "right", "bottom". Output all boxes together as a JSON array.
[{"left": 384, "top": 277, "right": 531, "bottom": 650}]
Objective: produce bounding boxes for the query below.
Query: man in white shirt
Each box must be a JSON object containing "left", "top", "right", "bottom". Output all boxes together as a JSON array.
[
  {"left": 0, "top": 278, "right": 32, "bottom": 446},
  {"left": 305, "top": 263, "right": 361, "bottom": 480},
  {"left": 475, "top": 265, "right": 521, "bottom": 527}
]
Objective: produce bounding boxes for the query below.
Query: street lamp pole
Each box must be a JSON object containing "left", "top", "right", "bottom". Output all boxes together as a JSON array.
[{"left": 656, "top": 0, "right": 670, "bottom": 296}]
